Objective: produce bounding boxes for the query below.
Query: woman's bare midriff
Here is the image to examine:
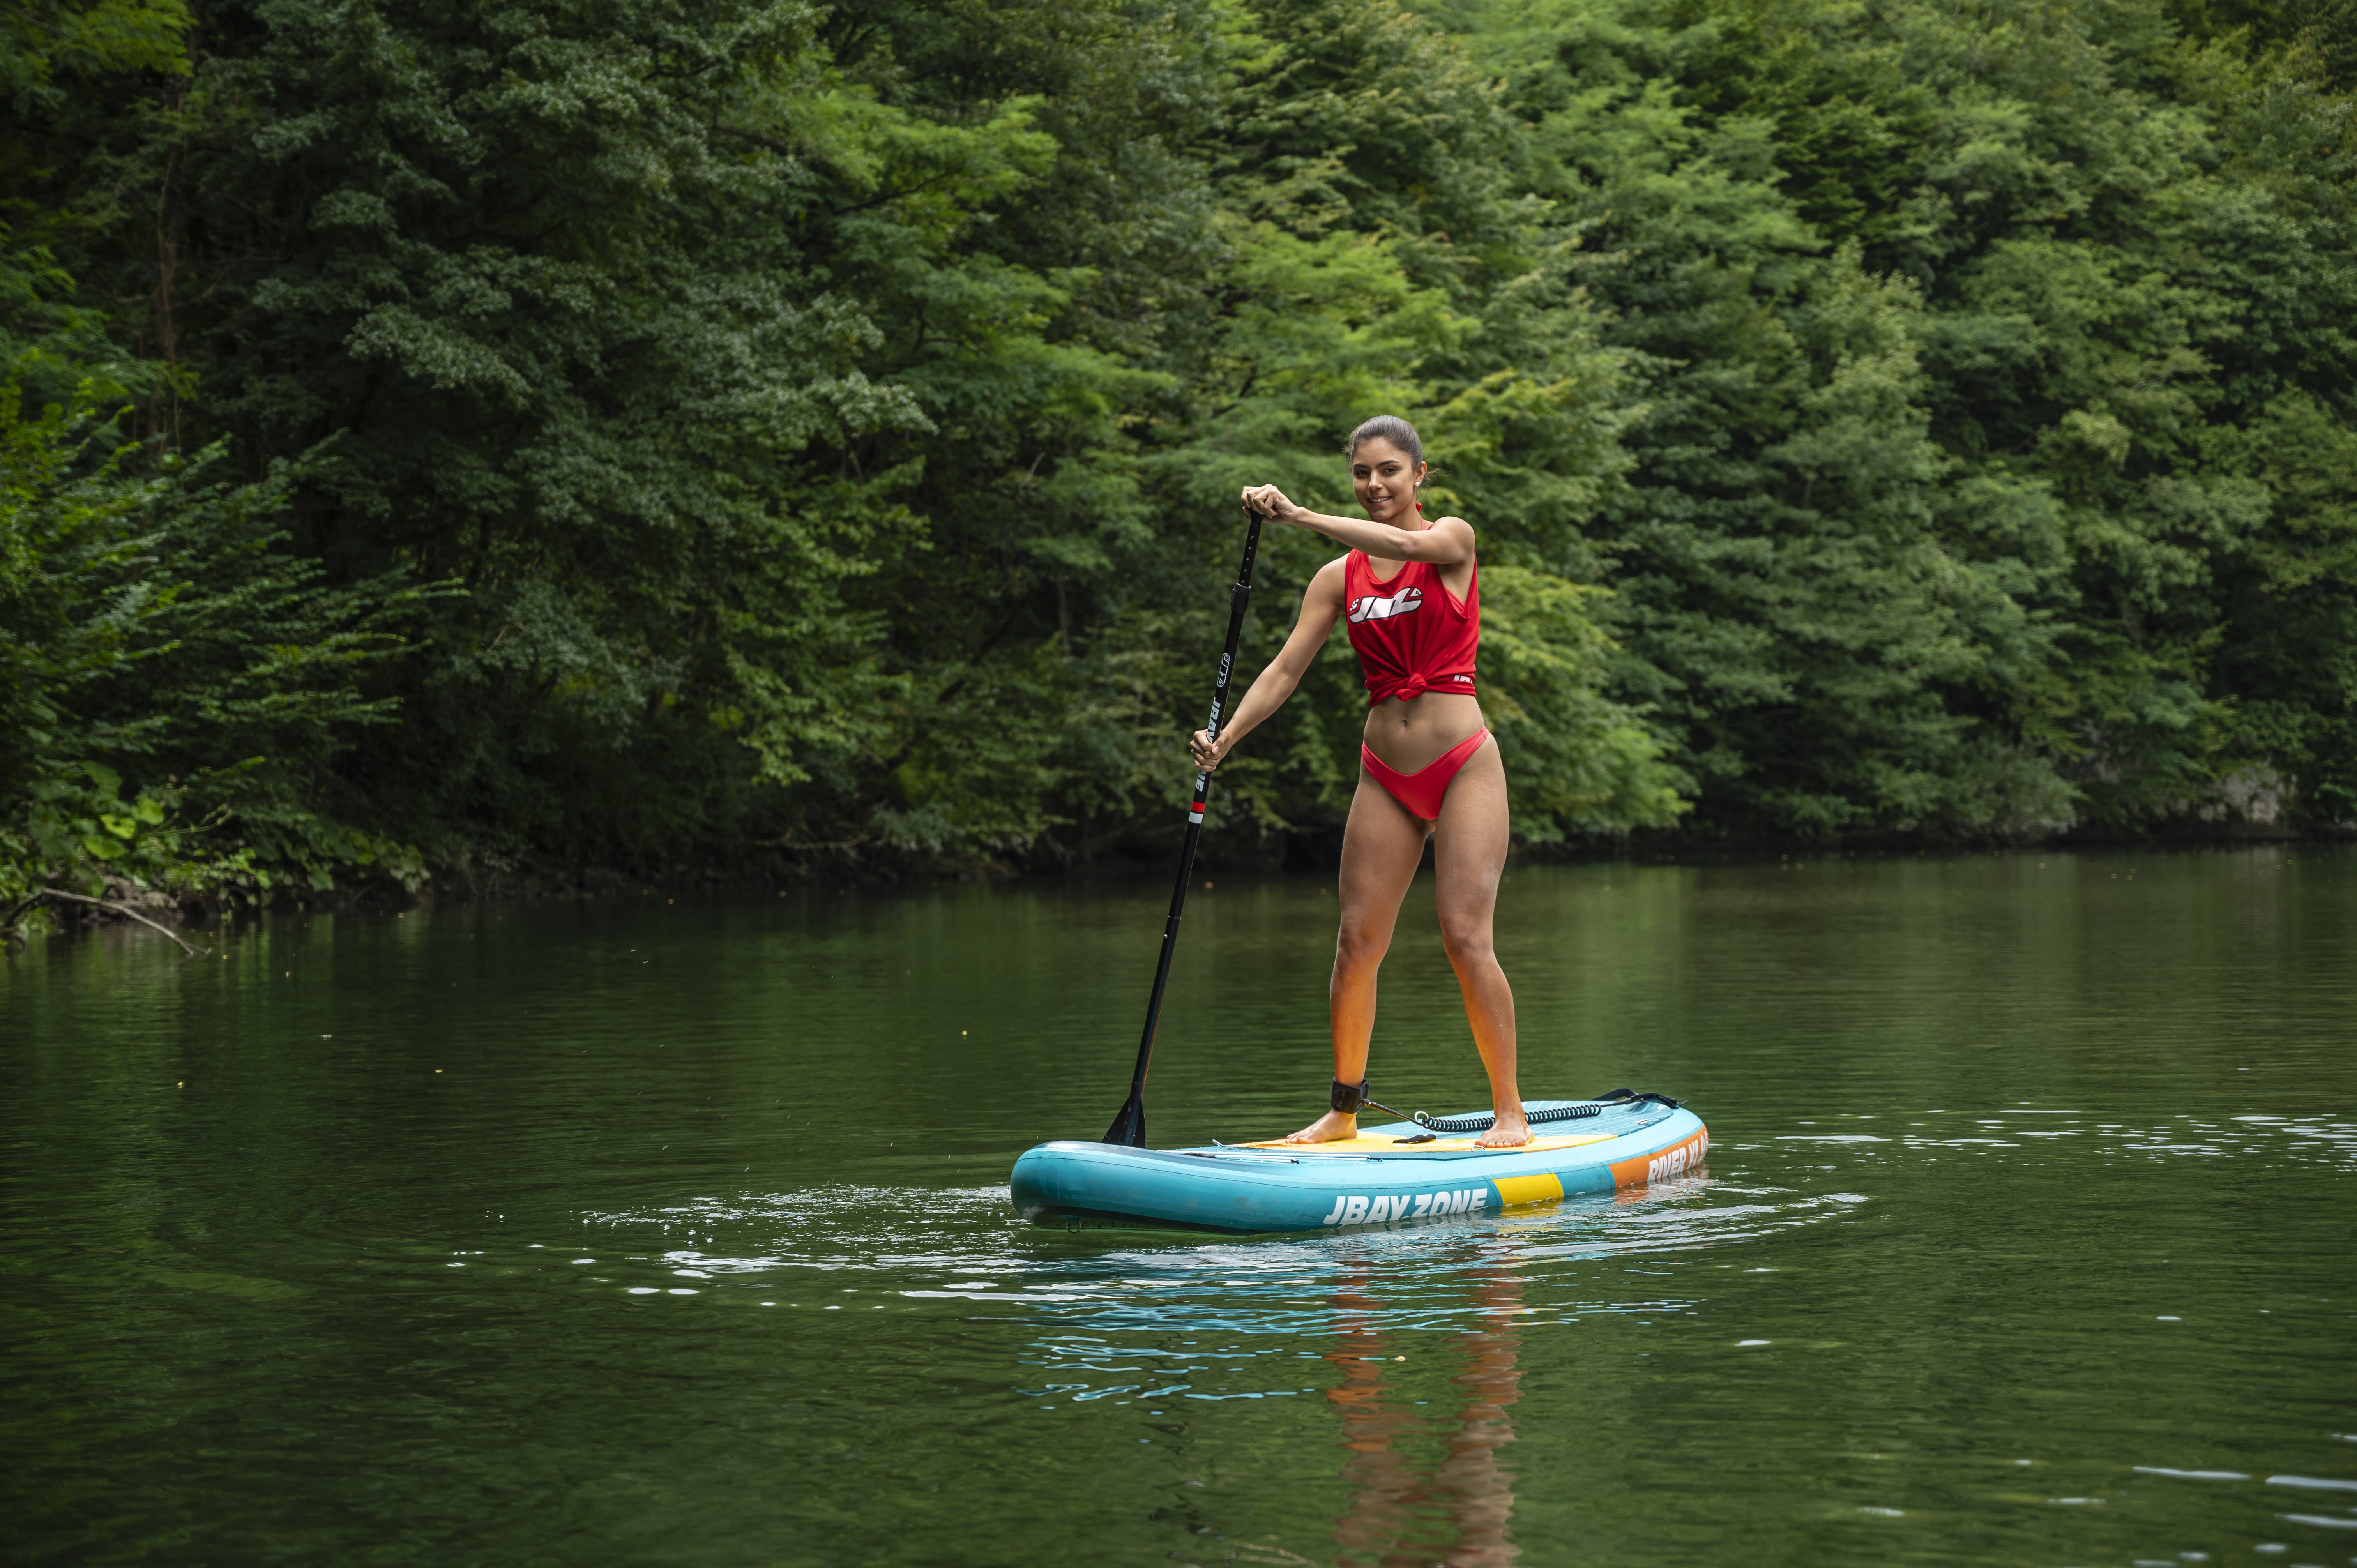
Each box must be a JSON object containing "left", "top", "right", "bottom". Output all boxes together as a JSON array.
[{"left": 1361, "top": 689, "right": 1486, "bottom": 773}]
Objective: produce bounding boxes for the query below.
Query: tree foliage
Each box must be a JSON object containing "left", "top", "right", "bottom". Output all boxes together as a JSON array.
[
  {"left": 2, "top": 0, "right": 2350, "bottom": 926},
  {"left": 1450, "top": 0, "right": 2357, "bottom": 830},
  {"left": 0, "top": 382, "right": 431, "bottom": 921}
]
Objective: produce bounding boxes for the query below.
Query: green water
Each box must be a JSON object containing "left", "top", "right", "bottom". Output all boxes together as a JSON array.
[{"left": 4, "top": 848, "right": 2354, "bottom": 1567}]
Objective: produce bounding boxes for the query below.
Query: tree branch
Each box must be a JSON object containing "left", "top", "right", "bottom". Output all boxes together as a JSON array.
[{"left": 35, "top": 889, "right": 208, "bottom": 957}]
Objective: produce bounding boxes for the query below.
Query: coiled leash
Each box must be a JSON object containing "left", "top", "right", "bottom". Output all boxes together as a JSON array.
[{"left": 1331, "top": 1080, "right": 1681, "bottom": 1141}]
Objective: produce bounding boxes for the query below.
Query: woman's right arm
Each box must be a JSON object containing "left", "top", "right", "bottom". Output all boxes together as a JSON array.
[{"left": 1189, "top": 558, "right": 1348, "bottom": 771}]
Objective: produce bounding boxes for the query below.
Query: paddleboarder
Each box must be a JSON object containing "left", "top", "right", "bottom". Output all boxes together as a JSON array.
[{"left": 1192, "top": 416, "right": 1530, "bottom": 1148}]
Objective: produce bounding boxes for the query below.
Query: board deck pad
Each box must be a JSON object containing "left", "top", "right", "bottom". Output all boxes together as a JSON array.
[{"left": 1231, "top": 1131, "right": 1614, "bottom": 1155}]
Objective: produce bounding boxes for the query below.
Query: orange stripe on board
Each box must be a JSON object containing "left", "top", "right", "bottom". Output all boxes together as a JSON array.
[{"left": 1611, "top": 1124, "right": 1710, "bottom": 1188}]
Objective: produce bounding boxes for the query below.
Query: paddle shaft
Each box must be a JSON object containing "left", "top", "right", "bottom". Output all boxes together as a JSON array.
[{"left": 1104, "top": 505, "right": 1264, "bottom": 1146}]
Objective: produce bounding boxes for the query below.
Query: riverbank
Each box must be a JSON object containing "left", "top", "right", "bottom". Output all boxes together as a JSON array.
[{"left": 14, "top": 825, "right": 2353, "bottom": 957}]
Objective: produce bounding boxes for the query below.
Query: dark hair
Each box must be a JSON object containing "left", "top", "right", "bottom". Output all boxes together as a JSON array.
[{"left": 1347, "top": 414, "right": 1424, "bottom": 468}]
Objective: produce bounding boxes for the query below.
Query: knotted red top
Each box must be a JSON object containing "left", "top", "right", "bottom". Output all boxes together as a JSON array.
[{"left": 1341, "top": 551, "right": 1479, "bottom": 706}]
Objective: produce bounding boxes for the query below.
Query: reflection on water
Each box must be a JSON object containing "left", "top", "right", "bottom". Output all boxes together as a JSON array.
[
  {"left": 2, "top": 848, "right": 2353, "bottom": 1566},
  {"left": 1329, "top": 1259, "right": 1526, "bottom": 1568}
]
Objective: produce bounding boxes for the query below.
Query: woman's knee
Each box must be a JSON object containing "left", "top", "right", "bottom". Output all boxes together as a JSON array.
[
  {"left": 1334, "top": 920, "right": 1392, "bottom": 968},
  {"left": 1439, "top": 915, "right": 1495, "bottom": 969}
]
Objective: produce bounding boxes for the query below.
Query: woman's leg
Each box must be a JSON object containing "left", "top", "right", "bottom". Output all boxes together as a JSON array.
[
  {"left": 1285, "top": 770, "right": 1430, "bottom": 1143},
  {"left": 1431, "top": 739, "right": 1526, "bottom": 1147}
]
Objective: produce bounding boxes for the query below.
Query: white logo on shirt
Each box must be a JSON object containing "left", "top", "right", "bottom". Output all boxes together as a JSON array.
[{"left": 1348, "top": 585, "right": 1422, "bottom": 624}]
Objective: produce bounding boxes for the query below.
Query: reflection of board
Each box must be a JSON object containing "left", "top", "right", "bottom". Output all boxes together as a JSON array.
[{"left": 1009, "top": 1098, "right": 1709, "bottom": 1234}]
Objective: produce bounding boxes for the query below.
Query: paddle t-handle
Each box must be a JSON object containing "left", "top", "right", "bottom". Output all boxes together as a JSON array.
[{"left": 1104, "top": 501, "right": 1265, "bottom": 1146}]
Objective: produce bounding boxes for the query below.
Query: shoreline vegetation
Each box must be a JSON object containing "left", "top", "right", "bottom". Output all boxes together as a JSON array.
[
  {"left": 6, "top": 0, "right": 2355, "bottom": 946},
  {"left": 16, "top": 826, "right": 2347, "bottom": 950}
]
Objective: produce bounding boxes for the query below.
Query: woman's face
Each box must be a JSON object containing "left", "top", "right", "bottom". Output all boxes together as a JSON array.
[{"left": 1350, "top": 438, "right": 1425, "bottom": 525}]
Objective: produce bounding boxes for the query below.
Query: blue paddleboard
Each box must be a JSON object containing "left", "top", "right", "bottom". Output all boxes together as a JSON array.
[{"left": 1010, "top": 1096, "right": 1708, "bottom": 1233}]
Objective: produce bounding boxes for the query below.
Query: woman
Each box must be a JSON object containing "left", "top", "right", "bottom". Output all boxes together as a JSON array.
[{"left": 1192, "top": 415, "right": 1529, "bottom": 1148}]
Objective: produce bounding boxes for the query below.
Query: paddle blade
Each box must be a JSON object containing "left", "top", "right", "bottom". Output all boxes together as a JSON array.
[{"left": 1102, "top": 1095, "right": 1146, "bottom": 1147}]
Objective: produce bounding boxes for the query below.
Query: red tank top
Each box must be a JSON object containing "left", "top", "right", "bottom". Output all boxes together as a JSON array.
[{"left": 1342, "top": 549, "right": 1479, "bottom": 706}]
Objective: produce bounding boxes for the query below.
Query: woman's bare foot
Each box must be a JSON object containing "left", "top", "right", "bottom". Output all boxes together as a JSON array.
[
  {"left": 1475, "top": 1109, "right": 1531, "bottom": 1148},
  {"left": 1284, "top": 1110, "right": 1359, "bottom": 1144}
]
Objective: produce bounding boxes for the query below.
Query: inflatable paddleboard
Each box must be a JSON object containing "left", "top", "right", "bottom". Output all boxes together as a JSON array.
[{"left": 1010, "top": 1095, "right": 1707, "bottom": 1233}]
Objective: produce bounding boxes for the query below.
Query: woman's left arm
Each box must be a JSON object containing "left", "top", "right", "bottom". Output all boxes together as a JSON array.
[{"left": 1240, "top": 486, "right": 1472, "bottom": 561}]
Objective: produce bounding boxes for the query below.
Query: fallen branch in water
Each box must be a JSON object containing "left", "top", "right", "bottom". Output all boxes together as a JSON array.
[
  {"left": 32, "top": 889, "right": 209, "bottom": 958},
  {"left": 0, "top": 893, "right": 41, "bottom": 933}
]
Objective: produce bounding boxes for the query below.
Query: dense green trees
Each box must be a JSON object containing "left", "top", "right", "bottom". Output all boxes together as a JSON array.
[
  {"left": 4, "top": 0, "right": 2351, "bottom": 928},
  {"left": 1465, "top": 0, "right": 2357, "bottom": 832}
]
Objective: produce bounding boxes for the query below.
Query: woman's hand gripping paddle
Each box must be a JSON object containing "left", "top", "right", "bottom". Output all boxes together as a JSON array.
[{"left": 1103, "top": 503, "right": 1264, "bottom": 1146}]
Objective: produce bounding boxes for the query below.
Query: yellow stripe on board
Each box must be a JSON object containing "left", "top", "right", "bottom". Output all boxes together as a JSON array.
[{"left": 1491, "top": 1172, "right": 1566, "bottom": 1208}]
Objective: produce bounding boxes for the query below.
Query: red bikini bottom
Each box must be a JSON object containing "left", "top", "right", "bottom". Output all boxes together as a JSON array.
[{"left": 1360, "top": 729, "right": 1492, "bottom": 821}]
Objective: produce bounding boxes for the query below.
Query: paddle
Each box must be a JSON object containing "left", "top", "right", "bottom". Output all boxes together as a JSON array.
[{"left": 1103, "top": 502, "right": 1265, "bottom": 1146}]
